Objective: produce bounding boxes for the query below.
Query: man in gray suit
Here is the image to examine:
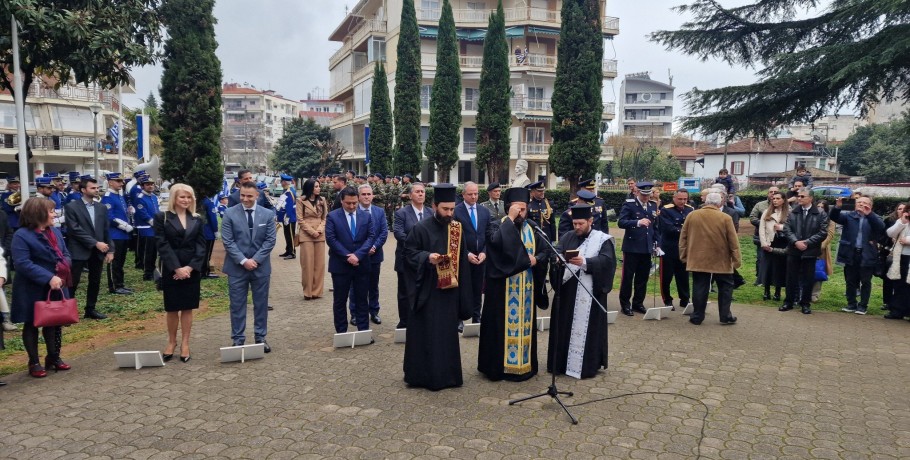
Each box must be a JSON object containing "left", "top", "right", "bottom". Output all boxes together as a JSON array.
[
  {"left": 392, "top": 182, "right": 431, "bottom": 328},
  {"left": 65, "top": 176, "right": 113, "bottom": 320},
  {"left": 222, "top": 182, "right": 277, "bottom": 351}
]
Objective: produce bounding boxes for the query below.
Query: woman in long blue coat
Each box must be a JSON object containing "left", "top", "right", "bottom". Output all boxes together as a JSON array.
[{"left": 11, "top": 197, "right": 72, "bottom": 378}]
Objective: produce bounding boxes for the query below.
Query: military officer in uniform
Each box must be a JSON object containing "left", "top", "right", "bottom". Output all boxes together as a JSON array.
[
  {"left": 133, "top": 175, "right": 159, "bottom": 281},
  {"left": 480, "top": 182, "right": 505, "bottom": 223},
  {"left": 579, "top": 178, "right": 610, "bottom": 230},
  {"left": 1, "top": 176, "right": 22, "bottom": 230},
  {"left": 525, "top": 180, "right": 554, "bottom": 309},
  {"left": 102, "top": 172, "right": 134, "bottom": 295},
  {"left": 657, "top": 189, "right": 693, "bottom": 311},
  {"left": 617, "top": 181, "right": 661, "bottom": 316},
  {"left": 558, "top": 187, "right": 609, "bottom": 239}
]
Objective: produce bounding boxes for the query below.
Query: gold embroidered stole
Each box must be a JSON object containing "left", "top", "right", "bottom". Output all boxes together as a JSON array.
[
  {"left": 503, "top": 223, "right": 536, "bottom": 374},
  {"left": 436, "top": 221, "right": 462, "bottom": 289}
]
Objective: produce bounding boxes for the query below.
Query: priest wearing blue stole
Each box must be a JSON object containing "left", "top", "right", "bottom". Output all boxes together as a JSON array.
[{"left": 477, "top": 187, "right": 549, "bottom": 382}]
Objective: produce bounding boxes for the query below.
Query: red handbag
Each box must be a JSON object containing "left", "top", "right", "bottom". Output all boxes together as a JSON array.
[{"left": 33, "top": 289, "right": 79, "bottom": 328}]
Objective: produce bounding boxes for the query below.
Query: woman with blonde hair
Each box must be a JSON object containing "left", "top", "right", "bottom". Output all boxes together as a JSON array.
[
  {"left": 296, "top": 179, "right": 328, "bottom": 299},
  {"left": 758, "top": 192, "right": 789, "bottom": 301},
  {"left": 153, "top": 183, "right": 207, "bottom": 362}
]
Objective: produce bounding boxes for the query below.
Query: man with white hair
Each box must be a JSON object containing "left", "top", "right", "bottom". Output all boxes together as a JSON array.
[{"left": 680, "top": 192, "right": 742, "bottom": 325}]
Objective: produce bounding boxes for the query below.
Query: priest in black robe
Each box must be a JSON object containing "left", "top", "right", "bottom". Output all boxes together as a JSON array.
[
  {"left": 547, "top": 204, "right": 616, "bottom": 379},
  {"left": 402, "top": 184, "right": 473, "bottom": 391},
  {"left": 478, "top": 187, "right": 550, "bottom": 382}
]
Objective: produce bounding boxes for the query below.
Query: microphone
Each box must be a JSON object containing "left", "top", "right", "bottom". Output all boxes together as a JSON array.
[{"left": 525, "top": 219, "right": 550, "bottom": 240}]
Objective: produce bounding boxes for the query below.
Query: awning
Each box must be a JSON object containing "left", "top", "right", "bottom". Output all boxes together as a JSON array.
[
  {"left": 419, "top": 26, "right": 544, "bottom": 41},
  {"left": 526, "top": 26, "right": 559, "bottom": 37}
]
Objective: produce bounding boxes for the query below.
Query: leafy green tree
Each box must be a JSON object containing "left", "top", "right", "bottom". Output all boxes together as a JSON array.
[
  {"left": 614, "top": 146, "right": 683, "bottom": 182},
  {"left": 393, "top": 0, "right": 423, "bottom": 176},
  {"left": 860, "top": 142, "right": 910, "bottom": 184},
  {"left": 159, "top": 0, "right": 223, "bottom": 199},
  {"left": 837, "top": 124, "right": 877, "bottom": 176},
  {"left": 270, "top": 118, "right": 333, "bottom": 179},
  {"left": 425, "top": 0, "right": 462, "bottom": 183},
  {"left": 369, "top": 61, "right": 394, "bottom": 176},
  {"left": 549, "top": 0, "right": 604, "bottom": 194},
  {"left": 0, "top": 1, "right": 162, "bottom": 102},
  {"left": 475, "top": 1, "right": 512, "bottom": 184},
  {"left": 650, "top": 1, "right": 910, "bottom": 139},
  {"left": 839, "top": 112, "right": 910, "bottom": 182}
]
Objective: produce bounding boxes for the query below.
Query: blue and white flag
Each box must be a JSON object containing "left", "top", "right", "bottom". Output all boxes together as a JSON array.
[{"left": 108, "top": 121, "right": 120, "bottom": 147}]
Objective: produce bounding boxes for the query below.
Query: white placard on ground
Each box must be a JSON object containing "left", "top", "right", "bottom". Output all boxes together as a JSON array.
[
  {"left": 682, "top": 303, "right": 694, "bottom": 315},
  {"left": 606, "top": 310, "right": 618, "bottom": 324},
  {"left": 333, "top": 330, "right": 373, "bottom": 348},
  {"left": 536, "top": 316, "right": 551, "bottom": 331},
  {"left": 643, "top": 306, "right": 673, "bottom": 320},
  {"left": 220, "top": 343, "right": 266, "bottom": 363},
  {"left": 114, "top": 351, "right": 165, "bottom": 369},
  {"left": 461, "top": 323, "right": 480, "bottom": 337},
  {"left": 394, "top": 328, "right": 406, "bottom": 343}
]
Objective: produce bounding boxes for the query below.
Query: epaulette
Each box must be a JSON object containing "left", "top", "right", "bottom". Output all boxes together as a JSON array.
[
  {"left": 663, "top": 203, "right": 675, "bottom": 209},
  {"left": 685, "top": 204, "right": 695, "bottom": 209},
  {"left": 625, "top": 198, "right": 636, "bottom": 202}
]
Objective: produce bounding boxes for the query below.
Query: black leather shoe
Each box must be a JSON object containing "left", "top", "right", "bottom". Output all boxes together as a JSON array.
[
  {"left": 457, "top": 321, "right": 464, "bottom": 333},
  {"left": 278, "top": 252, "right": 289, "bottom": 258},
  {"left": 762, "top": 294, "right": 771, "bottom": 301},
  {"left": 0, "top": 381, "right": 6, "bottom": 387},
  {"left": 632, "top": 305, "right": 647, "bottom": 314},
  {"left": 204, "top": 273, "right": 220, "bottom": 279},
  {"left": 84, "top": 309, "right": 108, "bottom": 320},
  {"left": 779, "top": 304, "right": 793, "bottom": 312},
  {"left": 282, "top": 254, "right": 296, "bottom": 260},
  {"left": 773, "top": 294, "right": 781, "bottom": 301},
  {"left": 801, "top": 306, "right": 812, "bottom": 314},
  {"left": 884, "top": 313, "right": 904, "bottom": 319},
  {"left": 622, "top": 307, "right": 633, "bottom": 316},
  {"left": 110, "top": 288, "right": 133, "bottom": 295},
  {"left": 370, "top": 313, "right": 382, "bottom": 325},
  {"left": 689, "top": 317, "right": 703, "bottom": 325},
  {"left": 256, "top": 339, "right": 271, "bottom": 353},
  {"left": 720, "top": 316, "right": 737, "bottom": 325},
  {"left": 350, "top": 317, "right": 357, "bottom": 326},
  {"left": 268, "top": 305, "right": 274, "bottom": 311}
]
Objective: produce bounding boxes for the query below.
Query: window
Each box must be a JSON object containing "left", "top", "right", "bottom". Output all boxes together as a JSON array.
[
  {"left": 467, "top": 2, "right": 486, "bottom": 9},
  {"left": 368, "top": 38, "right": 386, "bottom": 63},
  {"left": 0, "top": 103, "right": 39, "bottom": 130},
  {"left": 420, "top": 126, "right": 429, "bottom": 150},
  {"left": 50, "top": 106, "right": 93, "bottom": 132},
  {"left": 464, "top": 88, "right": 479, "bottom": 111},
  {"left": 463, "top": 128, "right": 476, "bottom": 153},
  {"left": 730, "top": 161, "right": 744, "bottom": 175},
  {"left": 528, "top": 87, "right": 545, "bottom": 109},
  {"left": 421, "top": 85, "right": 432, "bottom": 109},
  {"left": 525, "top": 127, "right": 545, "bottom": 144},
  {"left": 795, "top": 160, "right": 808, "bottom": 169}
]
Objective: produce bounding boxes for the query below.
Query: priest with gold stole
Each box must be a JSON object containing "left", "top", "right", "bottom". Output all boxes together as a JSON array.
[
  {"left": 547, "top": 204, "right": 616, "bottom": 379},
  {"left": 402, "top": 184, "right": 473, "bottom": 391},
  {"left": 477, "top": 187, "right": 550, "bottom": 382}
]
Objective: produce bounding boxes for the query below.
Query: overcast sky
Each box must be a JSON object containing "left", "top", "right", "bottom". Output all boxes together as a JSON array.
[{"left": 124, "top": 0, "right": 761, "bottom": 124}]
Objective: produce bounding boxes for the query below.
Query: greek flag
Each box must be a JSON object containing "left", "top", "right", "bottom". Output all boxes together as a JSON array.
[{"left": 108, "top": 121, "right": 120, "bottom": 147}]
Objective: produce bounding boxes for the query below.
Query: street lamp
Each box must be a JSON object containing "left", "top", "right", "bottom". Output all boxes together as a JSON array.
[{"left": 89, "top": 103, "right": 103, "bottom": 178}]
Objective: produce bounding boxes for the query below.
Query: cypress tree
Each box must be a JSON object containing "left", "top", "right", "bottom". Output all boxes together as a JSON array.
[
  {"left": 549, "top": 0, "right": 603, "bottom": 194},
  {"left": 393, "top": 0, "right": 423, "bottom": 176},
  {"left": 159, "top": 0, "right": 223, "bottom": 200},
  {"left": 425, "top": 0, "right": 462, "bottom": 183},
  {"left": 475, "top": 1, "right": 512, "bottom": 184},
  {"left": 369, "top": 61, "right": 394, "bottom": 176}
]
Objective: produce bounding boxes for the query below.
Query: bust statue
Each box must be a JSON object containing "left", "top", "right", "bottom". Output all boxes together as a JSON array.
[{"left": 511, "top": 159, "right": 531, "bottom": 188}]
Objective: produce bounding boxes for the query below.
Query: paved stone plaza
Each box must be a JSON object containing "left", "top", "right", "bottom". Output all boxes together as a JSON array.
[{"left": 1, "top": 238, "right": 909, "bottom": 459}]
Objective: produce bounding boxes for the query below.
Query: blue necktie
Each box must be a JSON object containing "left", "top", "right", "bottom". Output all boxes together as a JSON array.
[
  {"left": 349, "top": 212, "right": 356, "bottom": 236},
  {"left": 469, "top": 206, "right": 477, "bottom": 230},
  {"left": 245, "top": 209, "right": 254, "bottom": 239}
]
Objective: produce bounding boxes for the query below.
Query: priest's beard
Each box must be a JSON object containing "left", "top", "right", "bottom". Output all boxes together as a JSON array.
[
  {"left": 513, "top": 216, "right": 525, "bottom": 227},
  {"left": 435, "top": 213, "right": 453, "bottom": 225}
]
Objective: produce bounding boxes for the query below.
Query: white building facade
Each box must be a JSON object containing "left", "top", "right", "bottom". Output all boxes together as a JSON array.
[
  {"left": 221, "top": 83, "right": 301, "bottom": 169},
  {"left": 617, "top": 71, "right": 674, "bottom": 140}
]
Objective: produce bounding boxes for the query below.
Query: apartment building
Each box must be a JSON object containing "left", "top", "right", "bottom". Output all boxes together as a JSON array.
[
  {"left": 617, "top": 71, "right": 674, "bottom": 140},
  {"left": 328, "top": 0, "right": 619, "bottom": 185},
  {"left": 222, "top": 83, "right": 300, "bottom": 169},
  {"left": 0, "top": 77, "right": 133, "bottom": 180}
]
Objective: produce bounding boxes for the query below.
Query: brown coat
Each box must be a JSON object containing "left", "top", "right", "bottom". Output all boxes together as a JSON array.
[
  {"left": 818, "top": 220, "right": 835, "bottom": 275},
  {"left": 296, "top": 196, "right": 328, "bottom": 243},
  {"left": 679, "top": 205, "right": 742, "bottom": 274}
]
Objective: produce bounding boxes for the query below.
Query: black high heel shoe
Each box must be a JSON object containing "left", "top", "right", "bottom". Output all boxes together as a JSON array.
[
  {"left": 179, "top": 355, "right": 191, "bottom": 363},
  {"left": 162, "top": 354, "right": 174, "bottom": 362}
]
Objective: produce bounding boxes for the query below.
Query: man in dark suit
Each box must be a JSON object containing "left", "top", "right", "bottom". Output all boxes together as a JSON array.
[
  {"left": 454, "top": 181, "right": 491, "bottom": 327},
  {"left": 393, "top": 182, "right": 431, "bottom": 328},
  {"left": 227, "top": 169, "right": 274, "bottom": 210},
  {"left": 781, "top": 188, "right": 829, "bottom": 314},
  {"left": 348, "top": 184, "right": 388, "bottom": 325},
  {"left": 65, "top": 176, "right": 113, "bottom": 320},
  {"left": 326, "top": 186, "right": 375, "bottom": 334},
  {"left": 221, "top": 182, "right": 277, "bottom": 351}
]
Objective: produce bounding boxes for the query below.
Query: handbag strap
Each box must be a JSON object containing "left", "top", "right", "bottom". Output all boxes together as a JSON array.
[{"left": 46, "top": 288, "right": 67, "bottom": 301}]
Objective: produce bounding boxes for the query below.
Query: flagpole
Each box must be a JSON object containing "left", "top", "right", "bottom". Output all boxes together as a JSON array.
[
  {"left": 117, "top": 85, "right": 123, "bottom": 172},
  {"left": 12, "top": 15, "right": 30, "bottom": 195}
]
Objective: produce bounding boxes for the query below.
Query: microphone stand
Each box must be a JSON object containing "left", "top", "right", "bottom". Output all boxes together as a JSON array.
[{"left": 508, "top": 223, "right": 607, "bottom": 425}]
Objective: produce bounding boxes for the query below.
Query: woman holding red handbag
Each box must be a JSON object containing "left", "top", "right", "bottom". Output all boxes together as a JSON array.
[{"left": 10, "top": 198, "right": 72, "bottom": 378}]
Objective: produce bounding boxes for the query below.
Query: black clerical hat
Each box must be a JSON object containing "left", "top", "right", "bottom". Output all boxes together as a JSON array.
[
  {"left": 504, "top": 187, "right": 530, "bottom": 205},
  {"left": 570, "top": 204, "right": 593, "bottom": 220},
  {"left": 434, "top": 183, "right": 457, "bottom": 203}
]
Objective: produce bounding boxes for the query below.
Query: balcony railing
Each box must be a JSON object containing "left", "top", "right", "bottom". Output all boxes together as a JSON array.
[
  {"left": 463, "top": 98, "right": 478, "bottom": 111},
  {"left": 350, "top": 19, "right": 387, "bottom": 47},
  {"left": 417, "top": 6, "right": 561, "bottom": 24},
  {"left": 521, "top": 142, "right": 552, "bottom": 157},
  {"left": 329, "top": 42, "right": 351, "bottom": 68},
  {"left": 511, "top": 96, "right": 552, "bottom": 112},
  {"left": 603, "top": 16, "right": 619, "bottom": 34},
  {"left": 463, "top": 142, "right": 477, "bottom": 154},
  {"left": 624, "top": 99, "right": 674, "bottom": 107},
  {"left": 423, "top": 53, "right": 558, "bottom": 72},
  {"left": 603, "top": 102, "right": 616, "bottom": 116},
  {"left": 602, "top": 59, "right": 618, "bottom": 76},
  {"left": 3, "top": 135, "right": 100, "bottom": 152},
  {"left": 27, "top": 85, "right": 119, "bottom": 111}
]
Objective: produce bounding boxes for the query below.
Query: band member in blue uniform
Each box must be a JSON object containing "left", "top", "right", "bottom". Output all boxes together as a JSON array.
[
  {"left": 1, "top": 176, "right": 21, "bottom": 230},
  {"left": 525, "top": 180, "right": 554, "bottom": 309},
  {"left": 134, "top": 175, "right": 159, "bottom": 281},
  {"left": 276, "top": 174, "right": 297, "bottom": 259},
  {"left": 201, "top": 194, "right": 220, "bottom": 278},
  {"left": 102, "top": 172, "right": 134, "bottom": 295},
  {"left": 617, "top": 181, "right": 661, "bottom": 316},
  {"left": 657, "top": 189, "right": 694, "bottom": 310},
  {"left": 63, "top": 172, "right": 82, "bottom": 204},
  {"left": 129, "top": 170, "right": 147, "bottom": 269}
]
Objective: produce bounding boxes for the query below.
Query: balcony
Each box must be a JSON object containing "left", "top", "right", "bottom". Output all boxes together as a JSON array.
[
  {"left": 330, "top": 111, "right": 354, "bottom": 128},
  {"left": 602, "top": 59, "right": 618, "bottom": 78},
  {"left": 624, "top": 115, "right": 673, "bottom": 124},
  {"left": 511, "top": 96, "right": 552, "bottom": 112},
  {"left": 28, "top": 85, "right": 120, "bottom": 111},
  {"left": 603, "top": 16, "right": 619, "bottom": 35},
  {"left": 422, "top": 52, "right": 558, "bottom": 73},
  {"left": 624, "top": 98, "right": 674, "bottom": 108},
  {"left": 4, "top": 135, "right": 99, "bottom": 152},
  {"left": 329, "top": 42, "right": 352, "bottom": 68},
  {"left": 417, "top": 6, "right": 560, "bottom": 26},
  {"left": 520, "top": 142, "right": 552, "bottom": 160},
  {"left": 602, "top": 102, "right": 616, "bottom": 119},
  {"left": 463, "top": 142, "right": 477, "bottom": 154},
  {"left": 351, "top": 61, "right": 375, "bottom": 84},
  {"left": 350, "top": 19, "right": 387, "bottom": 48}
]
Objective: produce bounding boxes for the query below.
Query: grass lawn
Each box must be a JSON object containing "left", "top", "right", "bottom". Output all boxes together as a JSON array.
[
  {"left": 612, "top": 233, "right": 886, "bottom": 314},
  {"left": 0, "top": 262, "right": 231, "bottom": 376}
]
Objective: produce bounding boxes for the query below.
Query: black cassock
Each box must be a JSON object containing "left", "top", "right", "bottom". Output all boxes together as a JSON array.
[
  {"left": 477, "top": 218, "right": 550, "bottom": 382},
  {"left": 403, "top": 217, "right": 473, "bottom": 391},
  {"left": 547, "top": 230, "right": 616, "bottom": 379}
]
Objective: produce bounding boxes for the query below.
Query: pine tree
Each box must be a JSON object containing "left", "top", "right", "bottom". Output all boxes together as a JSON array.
[
  {"left": 549, "top": 0, "right": 603, "bottom": 194},
  {"left": 369, "top": 61, "right": 394, "bottom": 176},
  {"left": 425, "top": 0, "right": 462, "bottom": 183},
  {"left": 475, "top": 1, "right": 512, "bottom": 184},
  {"left": 158, "top": 0, "right": 223, "bottom": 200},
  {"left": 650, "top": 1, "right": 910, "bottom": 138},
  {"left": 393, "top": 0, "right": 423, "bottom": 177},
  {"left": 271, "top": 118, "right": 333, "bottom": 179}
]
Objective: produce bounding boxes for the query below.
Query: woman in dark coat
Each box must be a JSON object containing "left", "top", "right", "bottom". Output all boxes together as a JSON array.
[
  {"left": 11, "top": 197, "right": 72, "bottom": 378},
  {"left": 154, "top": 183, "right": 207, "bottom": 363}
]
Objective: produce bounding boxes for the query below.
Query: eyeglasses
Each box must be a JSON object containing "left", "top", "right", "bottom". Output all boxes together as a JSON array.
[{"left": 797, "top": 195, "right": 810, "bottom": 198}]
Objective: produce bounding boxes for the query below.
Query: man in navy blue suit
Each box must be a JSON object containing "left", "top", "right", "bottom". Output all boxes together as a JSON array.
[
  {"left": 393, "top": 183, "right": 431, "bottom": 328},
  {"left": 326, "top": 186, "right": 376, "bottom": 334},
  {"left": 348, "top": 184, "right": 389, "bottom": 325},
  {"left": 454, "top": 182, "right": 491, "bottom": 328}
]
